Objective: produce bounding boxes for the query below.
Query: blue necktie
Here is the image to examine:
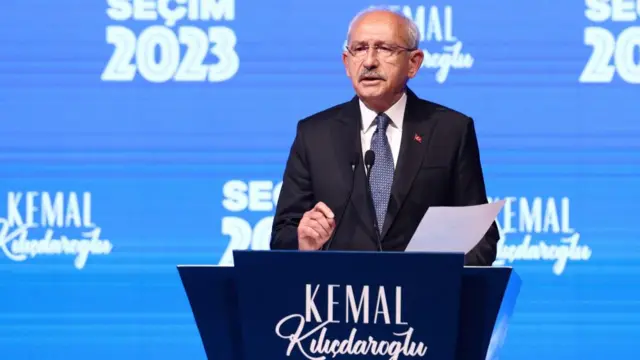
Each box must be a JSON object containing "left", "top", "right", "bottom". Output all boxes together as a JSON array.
[{"left": 369, "top": 113, "right": 394, "bottom": 233}]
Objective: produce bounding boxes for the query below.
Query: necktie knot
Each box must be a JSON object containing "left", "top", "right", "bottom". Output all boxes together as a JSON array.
[{"left": 375, "top": 113, "right": 390, "bottom": 131}]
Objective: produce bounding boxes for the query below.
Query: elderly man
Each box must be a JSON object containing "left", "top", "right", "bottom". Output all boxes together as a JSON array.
[{"left": 270, "top": 8, "right": 499, "bottom": 266}]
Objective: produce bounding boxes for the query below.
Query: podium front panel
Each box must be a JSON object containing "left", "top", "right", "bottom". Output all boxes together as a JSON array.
[{"left": 232, "top": 250, "right": 464, "bottom": 360}]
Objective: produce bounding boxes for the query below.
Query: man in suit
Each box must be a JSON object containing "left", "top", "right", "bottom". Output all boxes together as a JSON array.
[{"left": 270, "top": 8, "right": 499, "bottom": 266}]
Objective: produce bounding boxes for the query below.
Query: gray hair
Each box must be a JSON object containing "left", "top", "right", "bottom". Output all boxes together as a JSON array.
[{"left": 346, "top": 6, "right": 420, "bottom": 48}]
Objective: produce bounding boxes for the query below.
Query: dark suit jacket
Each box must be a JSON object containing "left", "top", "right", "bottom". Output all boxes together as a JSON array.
[{"left": 270, "top": 88, "right": 500, "bottom": 266}]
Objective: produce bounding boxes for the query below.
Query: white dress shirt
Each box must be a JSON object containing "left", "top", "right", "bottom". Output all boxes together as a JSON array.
[{"left": 359, "top": 92, "right": 407, "bottom": 169}]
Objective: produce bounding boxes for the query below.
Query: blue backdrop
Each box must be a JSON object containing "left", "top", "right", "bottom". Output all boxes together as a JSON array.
[{"left": 1, "top": 0, "right": 638, "bottom": 359}]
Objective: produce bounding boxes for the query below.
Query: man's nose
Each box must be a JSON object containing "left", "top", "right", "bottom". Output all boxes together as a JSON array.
[{"left": 362, "top": 49, "right": 379, "bottom": 68}]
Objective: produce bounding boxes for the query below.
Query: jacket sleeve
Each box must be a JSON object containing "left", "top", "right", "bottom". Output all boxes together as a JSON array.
[
  {"left": 270, "top": 121, "right": 315, "bottom": 250},
  {"left": 452, "top": 117, "right": 500, "bottom": 266}
]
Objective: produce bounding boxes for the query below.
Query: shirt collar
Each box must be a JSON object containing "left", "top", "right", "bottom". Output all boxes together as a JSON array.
[{"left": 359, "top": 92, "right": 407, "bottom": 132}]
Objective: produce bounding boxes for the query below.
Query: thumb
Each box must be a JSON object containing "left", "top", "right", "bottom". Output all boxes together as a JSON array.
[{"left": 313, "top": 201, "right": 335, "bottom": 219}]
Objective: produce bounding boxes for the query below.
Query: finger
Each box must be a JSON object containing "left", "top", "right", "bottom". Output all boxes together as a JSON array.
[
  {"left": 308, "top": 210, "right": 331, "bottom": 223},
  {"left": 307, "top": 220, "right": 330, "bottom": 239},
  {"left": 311, "top": 210, "right": 336, "bottom": 229},
  {"left": 301, "top": 209, "right": 314, "bottom": 221},
  {"left": 313, "top": 202, "right": 335, "bottom": 219},
  {"left": 301, "top": 225, "right": 322, "bottom": 243},
  {"left": 308, "top": 215, "right": 332, "bottom": 234},
  {"left": 308, "top": 229, "right": 325, "bottom": 250},
  {"left": 300, "top": 211, "right": 317, "bottom": 229},
  {"left": 309, "top": 211, "right": 336, "bottom": 235},
  {"left": 299, "top": 227, "right": 320, "bottom": 250}
]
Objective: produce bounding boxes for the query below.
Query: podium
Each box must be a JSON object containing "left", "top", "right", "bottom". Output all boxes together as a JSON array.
[{"left": 178, "top": 250, "right": 521, "bottom": 360}]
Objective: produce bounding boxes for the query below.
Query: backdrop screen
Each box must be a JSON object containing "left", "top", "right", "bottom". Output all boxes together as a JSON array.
[{"left": 0, "top": 0, "right": 638, "bottom": 359}]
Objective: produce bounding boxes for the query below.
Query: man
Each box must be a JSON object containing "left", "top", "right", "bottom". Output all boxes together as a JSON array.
[{"left": 270, "top": 8, "right": 499, "bottom": 266}]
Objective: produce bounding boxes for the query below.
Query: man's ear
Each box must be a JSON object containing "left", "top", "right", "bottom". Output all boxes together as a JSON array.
[
  {"left": 342, "top": 52, "right": 351, "bottom": 77},
  {"left": 408, "top": 50, "right": 424, "bottom": 78}
]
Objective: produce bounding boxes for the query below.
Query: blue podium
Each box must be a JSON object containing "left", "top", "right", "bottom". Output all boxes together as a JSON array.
[{"left": 178, "top": 250, "right": 521, "bottom": 360}]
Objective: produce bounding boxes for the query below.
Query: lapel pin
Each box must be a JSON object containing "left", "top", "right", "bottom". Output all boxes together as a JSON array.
[{"left": 414, "top": 133, "right": 422, "bottom": 143}]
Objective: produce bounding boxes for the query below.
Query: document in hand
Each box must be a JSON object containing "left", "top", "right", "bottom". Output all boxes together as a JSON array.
[{"left": 405, "top": 200, "right": 506, "bottom": 254}]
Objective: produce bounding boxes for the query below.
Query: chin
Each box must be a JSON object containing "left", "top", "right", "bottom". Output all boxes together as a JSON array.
[{"left": 356, "top": 85, "right": 387, "bottom": 99}]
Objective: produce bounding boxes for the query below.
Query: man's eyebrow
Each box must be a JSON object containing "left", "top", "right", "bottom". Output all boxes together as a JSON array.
[{"left": 350, "top": 40, "right": 388, "bottom": 45}]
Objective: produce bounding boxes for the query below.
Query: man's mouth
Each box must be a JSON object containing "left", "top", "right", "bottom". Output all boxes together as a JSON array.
[{"left": 360, "top": 76, "right": 384, "bottom": 83}]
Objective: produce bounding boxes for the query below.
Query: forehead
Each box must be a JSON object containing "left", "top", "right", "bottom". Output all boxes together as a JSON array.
[{"left": 349, "top": 13, "right": 405, "bottom": 44}]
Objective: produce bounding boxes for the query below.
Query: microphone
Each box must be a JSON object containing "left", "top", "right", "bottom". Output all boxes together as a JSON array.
[
  {"left": 323, "top": 153, "right": 360, "bottom": 250},
  {"left": 364, "top": 150, "right": 383, "bottom": 251}
]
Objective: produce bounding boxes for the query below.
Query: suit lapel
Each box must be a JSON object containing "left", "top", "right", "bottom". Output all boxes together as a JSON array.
[
  {"left": 331, "top": 96, "right": 378, "bottom": 241},
  {"left": 380, "top": 89, "right": 438, "bottom": 239}
]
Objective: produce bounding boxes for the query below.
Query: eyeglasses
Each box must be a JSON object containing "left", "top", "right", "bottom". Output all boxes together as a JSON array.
[{"left": 345, "top": 43, "right": 417, "bottom": 59}]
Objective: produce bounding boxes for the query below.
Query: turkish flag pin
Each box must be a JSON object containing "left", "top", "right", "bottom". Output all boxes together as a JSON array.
[{"left": 414, "top": 133, "right": 422, "bottom": 143}]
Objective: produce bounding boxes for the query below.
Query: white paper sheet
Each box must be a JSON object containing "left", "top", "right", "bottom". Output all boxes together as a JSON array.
[{"left": 404, "top": 200, "right": 505, "bottom": 254}]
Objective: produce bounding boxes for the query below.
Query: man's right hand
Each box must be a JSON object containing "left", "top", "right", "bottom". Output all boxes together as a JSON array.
[{"left": 297, "top": 202, "right": 336, "bottom": 250}]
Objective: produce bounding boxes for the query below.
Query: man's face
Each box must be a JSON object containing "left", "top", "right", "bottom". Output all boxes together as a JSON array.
[{"left": 342, "top": 12, "right": 423, "bottom": 106}]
